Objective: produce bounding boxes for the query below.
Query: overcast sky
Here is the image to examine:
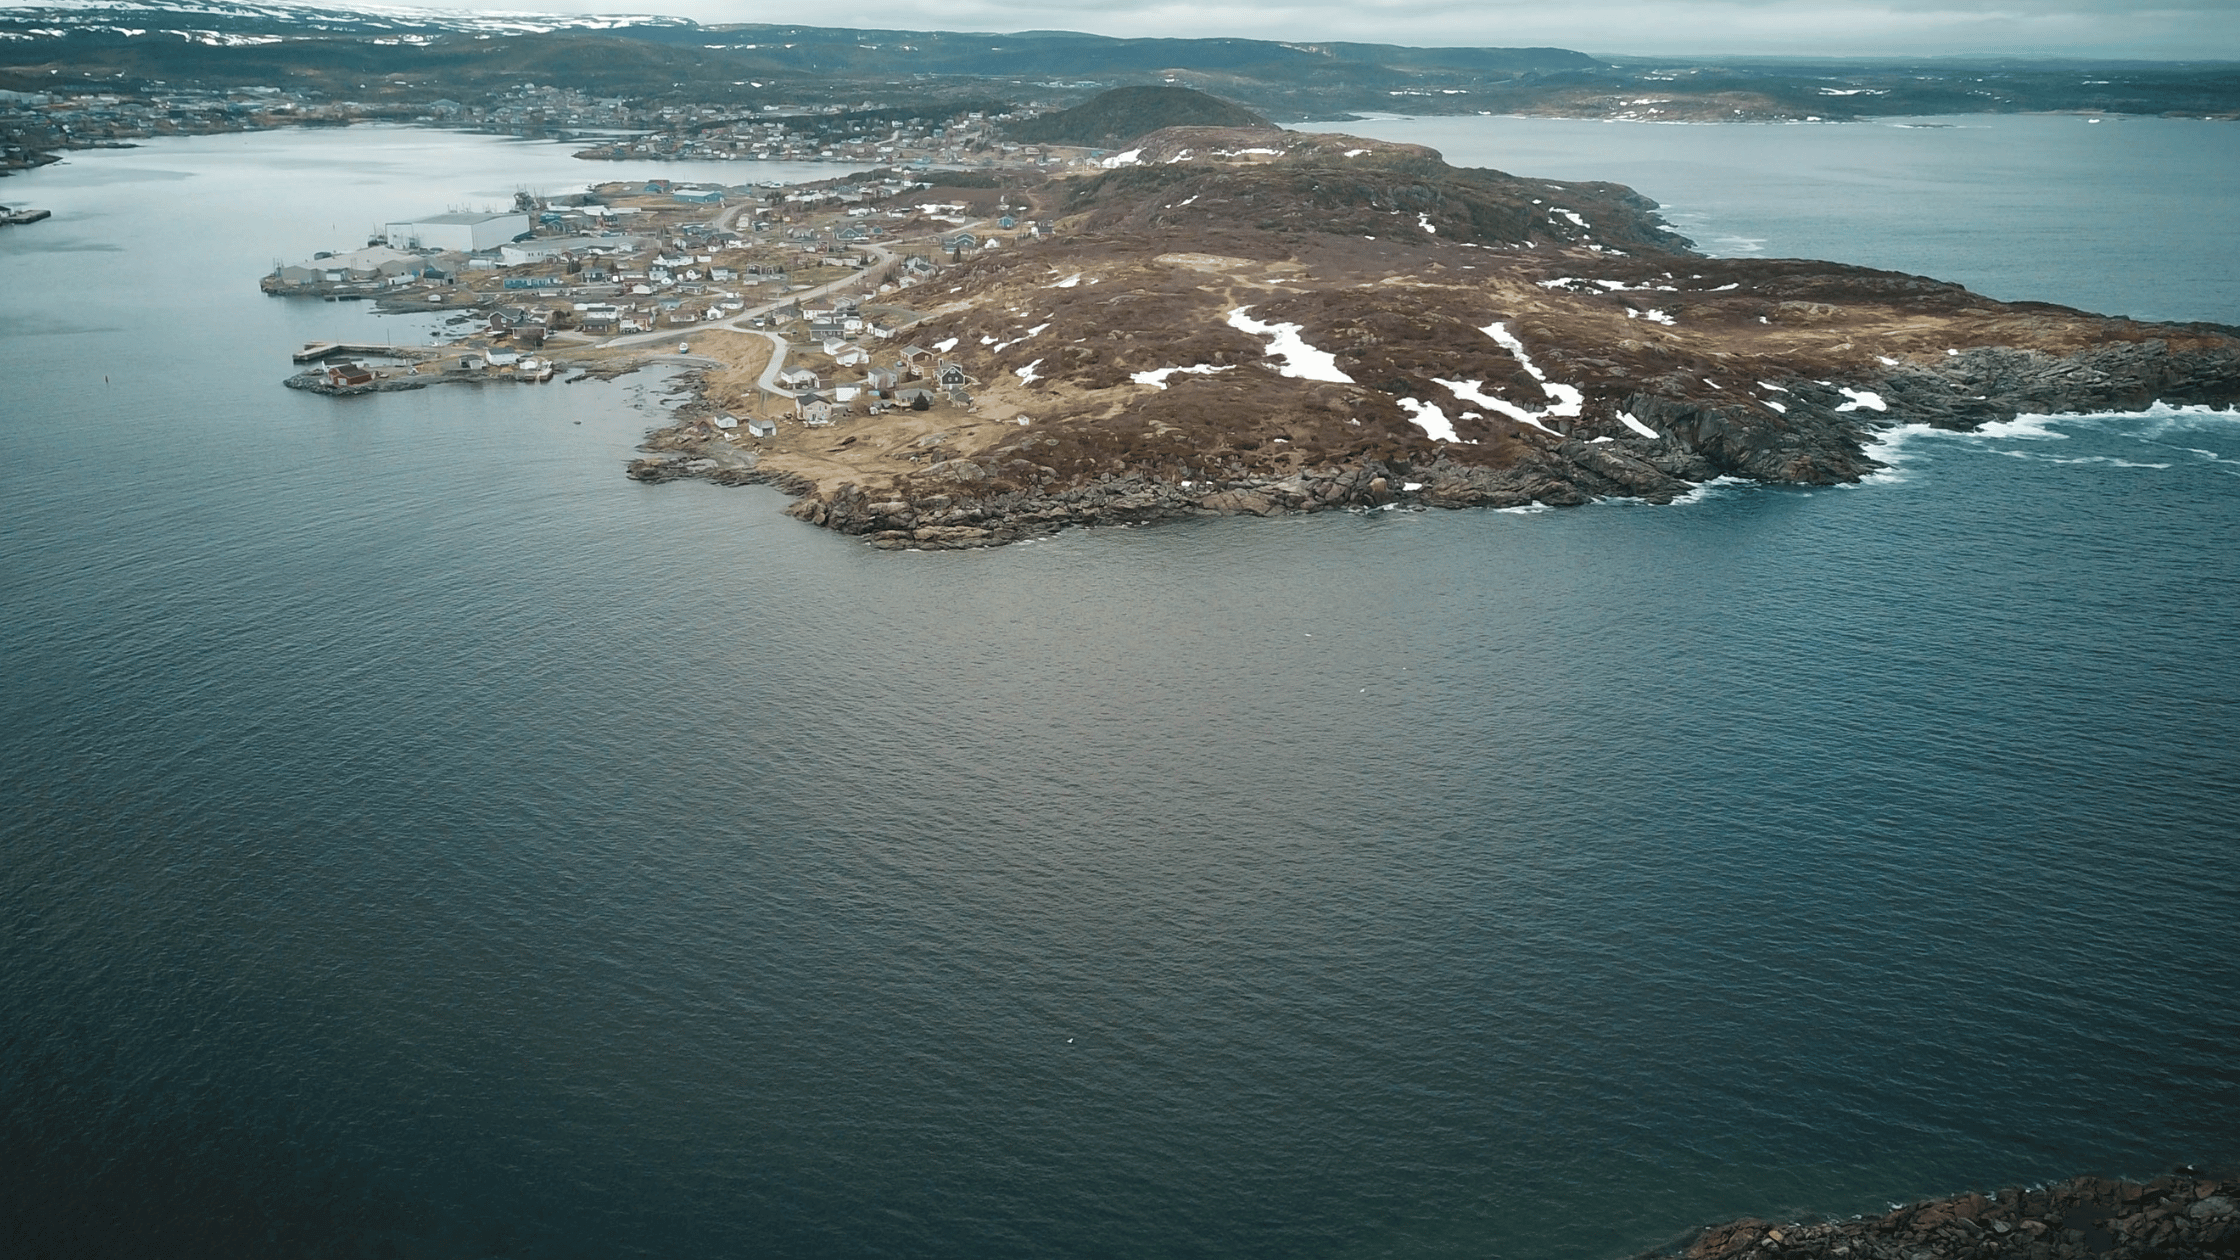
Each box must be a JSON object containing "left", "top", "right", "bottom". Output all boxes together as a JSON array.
[{"left": 490, "top": 0, "right": 2240, "bottom": 60}]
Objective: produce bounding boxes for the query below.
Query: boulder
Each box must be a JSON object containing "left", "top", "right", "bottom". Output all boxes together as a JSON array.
[{"left": 1199, "top": 489, "right": 1274, "bottom": 516}]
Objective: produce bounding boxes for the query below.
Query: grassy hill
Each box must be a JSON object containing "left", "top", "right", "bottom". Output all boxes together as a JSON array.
[{"left": 1005, "top": 87, "right": 1270, "bottom": 149}]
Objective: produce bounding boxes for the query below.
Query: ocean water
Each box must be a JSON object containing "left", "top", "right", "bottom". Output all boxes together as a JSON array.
[
  {"left": 2, "top": 123, "right": 2236, "bottom": 1260},
  {"left": 1330, "top": 112, "right": 2240, "bottom": 326}
]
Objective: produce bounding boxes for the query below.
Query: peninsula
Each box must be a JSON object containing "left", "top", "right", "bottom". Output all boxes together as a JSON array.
[{"left": 607, "top": 90, "right": 2240, "bottom": 548}]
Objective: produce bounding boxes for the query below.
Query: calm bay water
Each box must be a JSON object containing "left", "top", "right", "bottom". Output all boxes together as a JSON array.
[
  {"left": 2, "top": 122, "right": 2237, "bottom": 1259},
  {"left": 1331, "top": 112, "right": 2240, "bottom": 326}
]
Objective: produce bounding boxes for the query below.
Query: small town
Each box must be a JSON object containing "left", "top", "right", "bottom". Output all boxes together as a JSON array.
[
  {"left": 275, "top": 167, "right": 1064, "bottom": 455},
  {"left": 567, "top": 97, "right": 1057, "bottom": 168},
  {"left": 0, "top": 78, "right": 1075, "bottom": 176},
  {"left": 0, "top": 83, "right": 404, "bottom": 173}
]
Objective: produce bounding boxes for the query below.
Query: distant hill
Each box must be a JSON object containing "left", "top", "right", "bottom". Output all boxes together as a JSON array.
[
  {"left": 0, "top": 7, "right": 1601, "bottom": 112},
  {"left": 1006, "top": 87, "right": 1270, "bottom": 149},
  {"left": 10, "top": 6, "right": 2229, "bottom": 125}
]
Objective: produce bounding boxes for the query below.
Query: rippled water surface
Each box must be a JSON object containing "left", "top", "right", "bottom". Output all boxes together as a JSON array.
[{"left": 3, "top": 124, "right": 2237, "bottom": 1259}]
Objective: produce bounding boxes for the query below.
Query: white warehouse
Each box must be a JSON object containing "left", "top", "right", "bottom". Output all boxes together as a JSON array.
[{"left": 384, "top": 211, "right": 530, "bottom": 253}]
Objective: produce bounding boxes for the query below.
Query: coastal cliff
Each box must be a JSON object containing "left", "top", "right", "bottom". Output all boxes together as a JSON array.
[
  {"left": 1652, "top": 1171, "right": 2239, "bottom": 1260},
  {"left": 635, "top": 127, "right": 2240, "bottom": 546}
]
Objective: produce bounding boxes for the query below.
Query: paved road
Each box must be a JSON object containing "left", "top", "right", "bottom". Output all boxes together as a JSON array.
[
  {"left": 746, "top": 330, "right": 795, "bottom": 397},
  {"left": 569, "top": 197, "right": 985, "bottom": 401},
  {"left": 593, "top": 240, "right": 896, "bottom": 355},
  {"left": 586, "top": 241, "right": 901, "bottom": 406}
]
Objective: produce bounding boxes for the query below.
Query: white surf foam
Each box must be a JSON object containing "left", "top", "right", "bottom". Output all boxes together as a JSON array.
[
  {"left": 1668, "top": 475, "right": 1752, "bottom": 505},
  {"left": 1975, "top": 415, "right": 2068, "bottom": 439}
]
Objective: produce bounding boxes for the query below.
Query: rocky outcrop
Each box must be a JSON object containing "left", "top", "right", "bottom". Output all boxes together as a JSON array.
[
  {"left": 1652, "top": 1171, "right": 2239, "bottom": 1260},
  {"left": 1929, "top": 340, "right": 2240, "bottom": 419},
  {"left": 770, "top": 448, "right": 1708, "bottom": 550},
  {"left": 634, "top": 323, "right": 2239, "bottom": 549}
]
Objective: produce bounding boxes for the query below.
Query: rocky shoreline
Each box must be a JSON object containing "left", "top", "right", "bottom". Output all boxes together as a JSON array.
[
  {"left": 1651, "top": 1170, "right": 2238, "bottom": 1260},
  {"left": 629, "top": 335, "right": 2240, "bottom": 551}
]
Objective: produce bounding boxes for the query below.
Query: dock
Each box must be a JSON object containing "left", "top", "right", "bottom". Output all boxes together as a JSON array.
[{"left": 292, "top": 341, "right": 437, "bottom": 363}]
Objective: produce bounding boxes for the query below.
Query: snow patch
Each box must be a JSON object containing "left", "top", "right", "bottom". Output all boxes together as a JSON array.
[
  {"left": 1834, "top": 387, "right": 1888, "bottom": 412},
  {"left": 1099, "top": 148, "right": 1143, "bottom": 168},
  {"left": 1434, "top": 380, "right": 1544, "bottom": 432},
  {"left": 933, "top": 336, "right": 958, "bottom": 352},
  {"left": 1226, "top": 308, "right": 1353, "bottom": 383},
  {"left": 989, "top": 323, "right": 1050, "bottom": 354},
  {"left": 1014, "top": 359, "right": 1043, "bottom": 384},
  {"left": 1619, "top": 412, "right": 1660, "bottom": 439},
  {"left": 1130, "top": 364, "right": 1236, "bottom": 390},
  {"left": 1482, "top": 322, "right": 1584, "bottom": 417},
  {"left": 1395, "top": 398, "right": 1460, "bottom": 443}
]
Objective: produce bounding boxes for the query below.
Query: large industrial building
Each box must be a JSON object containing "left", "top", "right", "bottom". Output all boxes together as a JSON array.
[{"left": 383, "top": 211, "right": 530, "bottom": 253}]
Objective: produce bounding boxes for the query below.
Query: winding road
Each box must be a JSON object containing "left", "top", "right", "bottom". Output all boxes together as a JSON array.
[{"left": 564, "top": 196, "right": 980, "bottom": 405}]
